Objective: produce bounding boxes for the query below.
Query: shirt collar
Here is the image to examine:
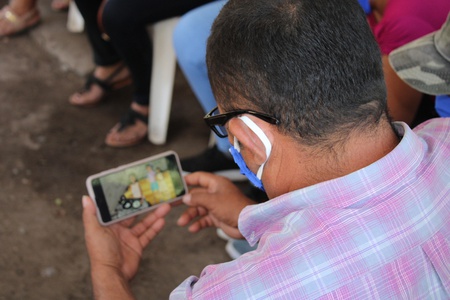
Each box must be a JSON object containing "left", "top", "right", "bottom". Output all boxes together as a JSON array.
[{"left": 239, "top": 122, "right": 424, "bottom": 245}]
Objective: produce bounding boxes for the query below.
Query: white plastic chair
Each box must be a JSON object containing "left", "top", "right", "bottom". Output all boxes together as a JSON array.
[
  {"left": 149, "top": 19, "right": 217, "bottom": 146},
  {"left": 148, "top": 17, "right": 180, "bottom": 145},
  {"left": 67, "top": 1, "right": 84, "bottom": 33}
]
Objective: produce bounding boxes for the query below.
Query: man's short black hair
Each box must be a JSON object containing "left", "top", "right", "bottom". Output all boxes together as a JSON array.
[{"left": 207, "top": 0, "right": 388, "bottom": 146}]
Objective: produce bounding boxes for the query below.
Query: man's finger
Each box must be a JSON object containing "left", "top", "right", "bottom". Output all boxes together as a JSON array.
[
  {"left": 82, "top": 196, "right": 102, "bottom": 231},
  {"left": 185, "top": 172, "right": 221, "bottom": 191},
  {"left": 177, "top": 205, "right": 208, "bottom": 227},
  {"left": 132, "top": 204, "right": 171, "bottom": 236},
  {"left": 177, "top": 206, "right": 199, "bottom": 226},
  {"left": 139, "top": 218, "right": 166, "bottom": 247},
  {"left": 152, "top": 203, "right": 172, "bottom": 218},
  {"left": 188, "top": 216, "right": 214, "bottom": 233},
  {"left": 182, "top": 189, "right": 217, "bottom": 209},
  {"left": 184, "top": 171, "right": 210, "bottom": 186}
]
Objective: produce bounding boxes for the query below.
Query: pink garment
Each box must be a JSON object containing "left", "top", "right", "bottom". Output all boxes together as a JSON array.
[
  {"left": 368, "top": 0, "right": 450, "bottom": 55},
  {"left": 171, "top": 118, "right": 450, "bottom": 299}
]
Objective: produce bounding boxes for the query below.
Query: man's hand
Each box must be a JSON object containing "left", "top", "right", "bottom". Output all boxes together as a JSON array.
[
  {"left": 177, "top": 172, "right": 256, "bottom": 239},
  {"left": 82, "top": 196, "right": 171, "bottom": 299}
]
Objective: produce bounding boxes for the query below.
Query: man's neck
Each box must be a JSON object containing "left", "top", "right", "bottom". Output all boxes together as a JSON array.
[
  {"left": 332, "top": 122, "right": 399, "bottom": 175},
  {"left": 266, "top": 121, "right": 399, "bottom": 198}
]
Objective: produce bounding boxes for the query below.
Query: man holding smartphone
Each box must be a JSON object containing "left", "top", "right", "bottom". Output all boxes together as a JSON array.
[{"left": 82, "top": 0, "right": 450, "bottom": 298}]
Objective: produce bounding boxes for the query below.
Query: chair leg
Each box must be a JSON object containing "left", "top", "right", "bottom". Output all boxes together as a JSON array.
[
  {"left": 148, "top": 17, "right": 180, "bottom": 145},
  {"left": 67, "top": 1, "right": 85, "bottom": 33}
]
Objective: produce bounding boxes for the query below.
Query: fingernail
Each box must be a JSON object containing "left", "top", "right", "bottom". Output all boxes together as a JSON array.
[
  {"left": 82, "top": 195, "right": 89, "bottom": 207},
  {"left": 182, "top": 194, "right": 191, "bottom": 204}
]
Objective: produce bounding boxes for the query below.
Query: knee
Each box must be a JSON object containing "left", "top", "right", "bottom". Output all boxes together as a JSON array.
[
  {"left": 101, "top": 2, "right": 135, "bottom": 34},
  {"left": 173, "top": 19, "right": 206, "bottom": 66},
  {"left": 174, "top": 1, "right": 227, "bottom": 68},
  {"left": 173, "top": 18, "right": 193, "bottom": 54}
]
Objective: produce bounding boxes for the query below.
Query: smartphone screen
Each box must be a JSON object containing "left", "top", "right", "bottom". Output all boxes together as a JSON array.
[{"left": 87, "top": 151, "right": 186, "bottom": 225}]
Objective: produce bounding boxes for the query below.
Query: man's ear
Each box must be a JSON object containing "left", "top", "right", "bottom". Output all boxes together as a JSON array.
[{"left": 229, "top": 117, "right": 271, "bottom": 166}]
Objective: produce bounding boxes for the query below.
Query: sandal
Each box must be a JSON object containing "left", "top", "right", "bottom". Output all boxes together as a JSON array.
[
  {"left": 69, "top": 63, "right": 132, "bottom": 107},
  {"left": 0, "top": 6, "right": 41, "bottom": 37},
  {"left": 105, "top": 109, "right": 148, "bottom": 147},
  {"left": 51, "top": 0, "right": 70, "bottom": 11}
]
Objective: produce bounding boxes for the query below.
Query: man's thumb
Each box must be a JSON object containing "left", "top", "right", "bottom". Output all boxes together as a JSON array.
[
  {"left": 182, "top": 191, "right": 212, "bottom": 209},
  {"left": 82, "top": 196, "right": 99, "bottom": 227},
  {"left": 182, "top": 193, "right": 193, "bottom": 205}
]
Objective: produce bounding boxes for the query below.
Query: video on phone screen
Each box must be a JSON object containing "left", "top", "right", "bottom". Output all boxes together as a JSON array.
[{"left": 91, "top": 155, "right": 185, "bottom": 221}]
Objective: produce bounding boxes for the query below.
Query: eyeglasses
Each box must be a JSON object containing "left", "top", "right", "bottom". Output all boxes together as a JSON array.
[{"left": 204, "top": 106, "right": 280, "bottom": 138}]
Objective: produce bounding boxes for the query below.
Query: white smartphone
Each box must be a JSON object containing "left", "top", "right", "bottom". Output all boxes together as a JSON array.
[{"left": 86, "top": 151, "right": 187, "bottom": 226}]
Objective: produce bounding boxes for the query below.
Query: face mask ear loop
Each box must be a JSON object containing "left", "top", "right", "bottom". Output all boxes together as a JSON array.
[
  {"left": 238, "top": 116, "right": 272, "bottom": 179},
  {"left": 234, "top": 136, "right": 241, "bottom": 152}
]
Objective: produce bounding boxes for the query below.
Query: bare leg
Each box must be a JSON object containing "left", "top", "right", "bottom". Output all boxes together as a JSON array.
[
  {"left": 104, "top": 102, "right": 149, "bottom": 147},
  {"left": 51, "top": 0, "right": 70, "bottom": 11},
  {"left": 0, "top": 0, "right": 39, "bottom": 37},
  {"left": 69, "top": 61, "right": 131, "bottom": 106},
  {"left": 8, "top": 0, "right": 37, "bottom": 14}
]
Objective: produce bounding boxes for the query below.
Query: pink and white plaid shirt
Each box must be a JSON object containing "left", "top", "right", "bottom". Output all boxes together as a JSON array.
[{"left": 171, "top": 119, "right": 450, "bottom": 299}]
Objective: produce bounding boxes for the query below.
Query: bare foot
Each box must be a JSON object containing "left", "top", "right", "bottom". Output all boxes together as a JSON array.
[
  {"left": 105, "top": 103, "right": 149, "bottom": 147},
  {"left": 0, "top": 3, "right": 40, "bottom": 37},
  {"left": 69, "top": 62, "right": 132, "bottom": 107},
  {"left": 8, "top": 0, "right": 36, "bottom": 15},
  {"left": 131, "top": 102, "right": 149, "bottom": 116},
  {"left": 51, "top": 0, "right": 70, "bottom": 11}
]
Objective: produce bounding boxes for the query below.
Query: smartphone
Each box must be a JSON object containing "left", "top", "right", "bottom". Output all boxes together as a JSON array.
[{"left": 86, "top": 151, "right": 187, "bottom": 226}]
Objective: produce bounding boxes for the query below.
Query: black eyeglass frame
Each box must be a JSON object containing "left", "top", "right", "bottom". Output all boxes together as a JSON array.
[{"left": 204, "top": 106, "right": 280, "bottom": 138}]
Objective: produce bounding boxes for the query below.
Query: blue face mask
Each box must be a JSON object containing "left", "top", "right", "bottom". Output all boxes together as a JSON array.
[
  {"left": 229, "top": 116, "right": 272, "bottom": 192},
  {"left": 435, "top": 94, "right": 450, "bottom": 117},
  {"left": 358, "top": 0, "right": 372, "bottom": 14}
]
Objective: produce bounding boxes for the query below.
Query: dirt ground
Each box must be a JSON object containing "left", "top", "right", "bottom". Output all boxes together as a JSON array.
[{"left": 0, "top": 4, "right": 232, "bottom": 299}]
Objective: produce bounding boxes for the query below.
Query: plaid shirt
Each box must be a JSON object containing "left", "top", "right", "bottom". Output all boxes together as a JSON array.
[{"left": 171, "top": 119, "right": 450, "bottom": 299}]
